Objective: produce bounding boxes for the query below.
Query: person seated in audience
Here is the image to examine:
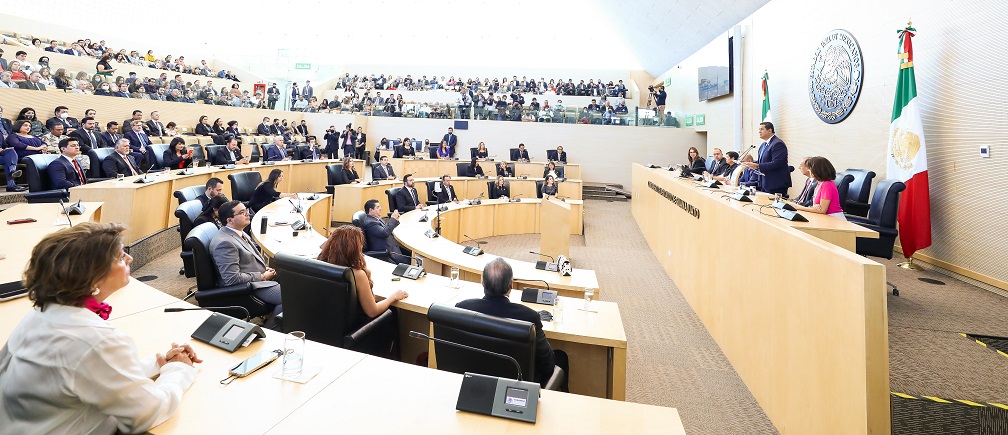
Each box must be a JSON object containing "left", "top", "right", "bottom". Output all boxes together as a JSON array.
[
  {"left": 360, "top": 199, "right": 404, "bottom": 256},
  {"left": 115, "top": 83, "right": 132, "bottom": 98},
  {"left": 7, "top": 61, "right": 26, "bottom": 81},
  {"left": 437, "top": 141, "right": 451, "bottom": 159},
  {"left": 18, "top": 72, "right": 47, "bottom": 91},
  {"left": 475, "top": 142, "right": 489, "bottom": 160},
  {"left": 216, "top": 135, "right": 249, "bottom": 165},
  {"left": 68, "top": 118, "right": 99, "bottom": 169},
  {"left": 195, "top": 116, "right": 213, "bottom": 136},
  {"left": 394, "top": 140, "right": 416, "bottom": 158},
  {"left": 468, "top": 158, "right": 485, "bottom": 177},
  {"left": 0, "top": 71, "right": 17, "bottom": 89},
  {"left": 17, "top": 107, "right": 46, "bottom": 137},
  {"left": 194, "top": 194, "right": 229, "bottom": 228},
  {"left": 687, "top": 146, "right": 706, "bottom": 175},
  {"left": 164, "top": 122, "right": 180, "bottom": 137},
  {"left": 0, "top": 222, "right": 200, "bottom": 434},
  {"left": 48, "top": 138, "right": 87, "bottom": 189},
  {"left": 436, "top": 174, "right": 458, "bottom": 203},
  {"left": 197, "top": 178, "right": 225, "bottom": 209},
  {"left": 6, "top": 120, "right": 45, "bottom": 160},
  {"left": 615, "top": 101, "right": 629, "bottom": 115},
  {"left": 99, "top": 121, "right": 121, "bottom": 148},
  {"left": 455, "top": 258, "right": 567, "bottom": 388},
  {"left": 541, "top": 175, "right": 559, "bottom": 197},
  {"left": 210, "top": 201, "right": 283, "bottom": 315},
  {"left": 514, "top": 143, "right": 530, "bottom": 162},
  {"left": 713, "top": 151, "right": 742, "bottom": 186},
  {"left": 225, "top": 121, "right": 241, "bottom": 140},
  {"left": 792, "top": 156, "right": 845, "bottom": 220},
  {"left": 163, "top": 138, "right": 193, "bottom": 170},
  {"left": 495, "top": 161, "right": 514, "bottom": 177},
  {"left": 316, "top": 225, "right": 408, "bottom": 319},
  {"left": 395, "top": 174, "right": 422, "bottom": 213},
  {"left": 44, "top": 40, "right": 61, "bottom": 53},
  {"left": 257, "top": 117, "right": 272, "bottom": 136},
  {"left": 37, "top": 68, "right": 55, "bottom": 87},
  {"left": 490, "top": 175, "right": 511, "bottom": 199},
  {"left": 41, "top": 119, "right": 67, "bottom": 154},
  {"left": 372, "top": 155, "right": 396, "bottom": 180},
  {"left": 792, "top": 157, "right": 819, "bottom": 207},
  {"left": 703, "top": 148, "right": 727, "bottom": 178},
  {"left": 211, "top": 118, "right": 227, "bottom": 136},
  {"left": 103, "top": 139, "right": 143, "bottom": 178},
  {"left": 543, "top": 161, "right": 561, "bottom": 179},
  {"left": 341, "top": 156, "right": 360, "bottom": 183},
  {"left": 264, "top": 134, "right": 292, "bottom": 162}
]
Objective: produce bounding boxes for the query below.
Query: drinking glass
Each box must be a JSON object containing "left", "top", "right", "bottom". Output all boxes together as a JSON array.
[
  {"left": 283, "top": 331, "right": 305, "bottom": 378},
  {"left": 450, "top": 266, "right": 460, "bottom": 288},
  {"left": 583, "top": 287, "right": 596, "bottom": 311},
  {"left": 774, "top": 193, "right": 783, "bottom": 203}
]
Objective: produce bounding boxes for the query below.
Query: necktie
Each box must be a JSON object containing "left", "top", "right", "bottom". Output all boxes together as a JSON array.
[
  {"left": 124, "top": 154, "right": 138, "bottom": 175},
  {"left": 758, "top": 141, "right": 768, "bottom": 163},
  {"left": 88, "top": 131, "right": 96, "bottom": 147},
  {"left": 410, "top": 188, "right": 418, "bottom": 206},
  {"left": 71, "top": 159, "right": 85, "bottom": 184},
  {"left": 0, "top": 122, "right": 7, "bottom": 136},
  {"left": 240, "top": 233, "right": 265, "bottom": 265}
]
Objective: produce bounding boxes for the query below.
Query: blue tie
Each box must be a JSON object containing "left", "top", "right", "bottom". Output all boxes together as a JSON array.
[{"left": 758, "top": 141, "right": 768, "bottom": 163}]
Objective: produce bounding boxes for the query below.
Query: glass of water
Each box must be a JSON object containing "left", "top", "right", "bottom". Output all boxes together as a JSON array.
[
  {"left": 283, "top": 331, "right": 305, "bottom": 378},
  {"left": 450, "top": 266, "right": 460, "bottom": 288},
  {"left": 583, "top": 287, "right": 596, "bottom": 310},
  {"left": 774, "top": 193, "right": 783, "bottom": 203}
]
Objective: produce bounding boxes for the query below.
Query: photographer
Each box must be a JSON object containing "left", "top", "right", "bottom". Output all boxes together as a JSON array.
[{"left": 649, "top": 84, "right": 667, "bottom": 125}]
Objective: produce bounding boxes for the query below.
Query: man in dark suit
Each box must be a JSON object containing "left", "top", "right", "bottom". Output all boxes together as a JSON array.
[
  {"left": 513, "top": 143, "right": 530, "bottom": 162},
  {"left": 743, "top": 122, "right": 791, "bottom": 196},
  {"left": 49, "top": 106, "right": 80, "bottom": 133},
  {"left": 100, "top": 121, "right": 121, "bottom": 148},
  {"left": 102, "top": 139, "right": 142, "bottom": 178},
  {"left": 257, "top": 117, "right": 272, "bottom": 136},
  {"left": 792, "top": 157, "right": 819, "bottom": 207},
  {"left": 122, "top": 110, "right": 146, "bottom": 136},
  {"left": 372, "top": 155, "right": 396, "bottom": 180},
  {"left": 394, "top": 174, "right": 421, "bottom": 213},
  {"left": 145, "top": 111, "right": 166, "bottom": 137},
  {"left": 362, "top": 199, "right": 402, "bottom": 255},
  {"left": 339, "top": 124, "right": 356, "bottom": 159},
  {"left": 69, "top": 117, "right": 100, "bottom": 156},
  {"left": 705, "top": 148, "right": 726, "bottom": 177},
  {"left": 435, "top": 174, "right": 458, "bottom": 203},
  {"left": 296, "top": 120, "right": 308, "bottom": 137},
  {"left": 265, "top": 136, "right": 290, "bottom": 162},
  {"left": 44, "top": 41, "right": 62, "bottom": 53},
  {"left": 217, "top": 136, "right": 248, "bottom": 165},
  {"left": 48, "top": 138, "right": 87, "bottom": 189},
  {"left": 123, "top": 120, "right": 150, "bottom": 165},
  {"left": 442, "top": 127, "right": 458, "bottom": 158},
  {"left": 18, "top": 72, "right": 46, "bottom": 91},
  {"left": 455, "top": 258, "right": 565, "bottom": 387},
  {"left": 301, "top": 81, "right": 313, "bottom": 101},
  {"left": 209, "top": 201, "right": 282, "bottom": 315},
  {"left": 201, "top": 177, "right": 225, "bottom": 208}
]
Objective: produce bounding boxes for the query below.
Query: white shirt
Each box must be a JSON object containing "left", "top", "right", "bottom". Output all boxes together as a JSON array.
[{"left": 0, "top": 304, "right": 197, "bottom": 434}]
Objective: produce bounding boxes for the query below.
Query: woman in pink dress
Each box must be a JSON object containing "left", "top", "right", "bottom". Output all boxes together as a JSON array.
[{"left": 793, "top": 156, "right": 846, "bottom": 220}]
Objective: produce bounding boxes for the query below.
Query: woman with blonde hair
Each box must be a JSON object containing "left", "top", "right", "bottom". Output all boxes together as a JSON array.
[{"left": 317, "top": 225, "right": 407, "bottom": 319}]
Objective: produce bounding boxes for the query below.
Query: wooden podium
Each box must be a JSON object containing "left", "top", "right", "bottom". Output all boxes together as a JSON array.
[{"left": 539, "top": 197, "right": 571, "bottom": 261}]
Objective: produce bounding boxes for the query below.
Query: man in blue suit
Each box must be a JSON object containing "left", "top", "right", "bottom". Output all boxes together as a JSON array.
[
  {"left": 264, "top": 136, "right": 290, "bottom": 162},
  {"left": 442, "top": 127, "right": 458, "bottom": 158},
  {"left": 48, "top": 138, "right": 87, "bottom": 189},
  {"left": 362, "top": 199, "right": 402, "bottom": 255},
  {"left": 743, "top": 122, "right": 791, "bottom": 196}
]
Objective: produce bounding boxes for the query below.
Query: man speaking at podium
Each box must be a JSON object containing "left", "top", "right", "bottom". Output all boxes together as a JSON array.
[{"left": 743, "top": 121, "right": 790, "bottom": 196}]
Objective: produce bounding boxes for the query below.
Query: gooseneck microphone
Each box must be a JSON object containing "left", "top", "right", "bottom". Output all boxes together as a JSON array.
[
  {"left": 409, "top": 331, "right": 522, "bottom": 381},
  {"left": 528, "top": 251, "right": 554, "bottom": 262},
  {"left": 514, "top": 278, "right": 550, "bottom": 292},
  {"left": 58, "top": 199, "right": 74, "bottom": 226},
  {"left": 164, "top": 305, "right": 251, "bottom": 321},
  {"left": 287, "top": 198, "right": 309, "bottom": 230},
  {"left": 528, "top": 251, "right": 558, "bottom": 271}
]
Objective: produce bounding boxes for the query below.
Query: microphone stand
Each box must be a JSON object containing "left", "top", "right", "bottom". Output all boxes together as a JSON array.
[
  {"left": 409, "top": 331, "right": 522, "bottom": 382},
  {"left": 164, "top": 305, "right": 252, "bottom": 321}
]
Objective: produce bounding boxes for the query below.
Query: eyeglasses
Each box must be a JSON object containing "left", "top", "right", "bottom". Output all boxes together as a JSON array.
[{"left": 234, "top": 209, "right": 250, "bottom": 216}]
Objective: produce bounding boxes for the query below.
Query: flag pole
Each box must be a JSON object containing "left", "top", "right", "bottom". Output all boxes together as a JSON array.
[{"left": 896, "top": 20, "right": 923, "bottom": 271}]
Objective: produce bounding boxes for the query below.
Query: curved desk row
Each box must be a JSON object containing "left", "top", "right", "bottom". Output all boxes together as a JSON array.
[
  {"left": 251, "top": 198, "right": 625, "bottom": 400},
  {"left": 388, "top": 158, "right": 581, "bottom": 180},
  {"left": 0, "top": 202, "right": 104, "bottom": 284}
]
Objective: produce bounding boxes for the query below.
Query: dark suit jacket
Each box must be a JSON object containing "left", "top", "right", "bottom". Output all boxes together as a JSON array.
[
  {"left": 195, "top": 124, "right": 214, "bottom": 136},
  {"left": 795, "top": 178, "right": 819, "bottom": 207},
  {"left": 216, "top": 147, "right": 244, "bottom": 165},
  {"left": 555, "top": 151, "right": 567, "bottom": 163},
  {"left": 18, "top": 81, "right": 45, "bottom": 91},
  {"left": 489, "top": 183, "right": 510, "bottom": 199},
  {"left": 756, "top": 136, "right": 791, "bottom": 195},
  {"left": 146, "top": 120, "right": 165, "bottom": 137},
  {"left": 707, "top": 157, "right": 726, "bottom": 175},
  {"left": 249, "top": 182, "right": 280, "bottom": 212},
  {"left": 163, "top": 150, "right": 192, "bottom": 169},
  {"left": 124, "top": 130, "right": 151, "bottom": 153},
  {"left": 0, "top": 118, "right": 12, "bottom": 137},
  {"left": 99, "top": 131, "right": 121, "bottom": 148},
  {"left": 47, "top": 155, "right": 86, "bottom": 189},
  {"left": 495, "top": 165, "right": 514, "bottom": 177},
  {"left": 257, "top": 123, "right": 272, "bottom": 135},
  {"left": 50, "top": 116, "right": 80, "bottom": 131},
  {"left": 342, "top": 168, "right": 358, "bottom": 183},
  {"left": 362, "top": 215, "right": 399, "bottom": 253},
  {"left": 393, "top": 146, "right": 416, "bottom": 158},
  {"left": 69, "top": 129, "right": 100, "bottom": 154},
  {"left": 435, "top": 184, "right": 457, "bottom": 203},
  {"left": 443, "top": 133, "right": 457, "bottom": 155},
  {"left": 513, "top": 149, "right": 529, "bottom": 161},
  {"left": 372, "top": 163, "right": 395, "bottom": 180},
  {"left": 689, "top": 157, "right": 706, "bottom": 175},
  {"left": 265, "top": 144, "right": 288, "bottom": 162},
  {"left": 394, "top": 186, "right": 420, "bottom": 213},
  {"left": 102, "top": 152, "right": 141, "bottom": 178},
  {"left": 455, "top": 295, "right": 556, "bottom": 385}
]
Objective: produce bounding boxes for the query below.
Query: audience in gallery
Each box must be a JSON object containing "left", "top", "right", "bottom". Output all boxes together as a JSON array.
[{"left": 336, "top": 72, "right": 629, "bottom": 98}]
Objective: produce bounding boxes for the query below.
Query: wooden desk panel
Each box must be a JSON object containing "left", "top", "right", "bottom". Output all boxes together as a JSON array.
[{"left": 330, "top": 180, "right": 401, "bottom": 223}]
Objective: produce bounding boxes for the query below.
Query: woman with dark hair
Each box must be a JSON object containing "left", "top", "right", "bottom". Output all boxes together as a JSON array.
[
  {"left": 54, "top": 68, "right": 72, "bottom": 90},
  {"left": 468, "top": 158, "right": 484, "bottom": 177},
  {"left": 341, "top": 156, "right": 360, "bottom": 183},
  {"left": 163, "top": 137, "right": 193, "bottom": 169},
  {"left": 16, "top": 107, "right": 46, "bottom": 137},
  {"left": 495, "top": 161, "right": 513, "bottom": 177},
  {"left": 5, "top": 121, "right": 45, "bottom": 158},
  {"left": 95, "top": 53, "right": 115, "bottom": 78},
  {"left": 541, "top": 175, "right": 558, "bottom": 197},
  {"left": 195, "top": 115, "right": 213, "bottom": 136},
  {"left": 0, "top": 222, "right": 200, "bottom": 433},
  {"left": 437, "top": 140, "right": 451, "bottom": 159},
  {"left": 543, "top": 161, "right": 560, "bottom": 179},
  {"left": 793, "top": 156, "right": 846, "bottom": 219},
  {"left": 211, "top": 118, "right": 226, "bottom": 136},
  {"left": 687, "top": 147, "right": 706, "bottom": 175},
  {"left": 194, "top": 194, "right": 229, "bottom": 227},
  {"left": 248, "top": 168, "right": 298, "bottom": 212},
  {"left": 317, "top": 225, "right": 407, "bottom": 319},
  {"left": 489, "top": 175, "right": 511, "bottom": 199}
]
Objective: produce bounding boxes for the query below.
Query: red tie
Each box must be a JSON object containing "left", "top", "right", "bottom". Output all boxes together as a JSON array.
[
  {"left": 71, "top": 159, "right": 86, "bottom": 184},
  {"left": 125, "top": 154, "right": 138, "bottom": 175}
]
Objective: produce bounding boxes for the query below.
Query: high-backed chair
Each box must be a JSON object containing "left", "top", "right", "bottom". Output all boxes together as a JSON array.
[
  {"left": 455, "top": 163, "right": 470, "bottom": 177},
  {"left": 295, "top": 144, "right": 311, "bottom": 160},
  {"left": 847, "top": 179, "right": 906, "bottom": 296},
  {"left": 535, "top": 180, "right": 544, "bottom": 199},
  {"left": 324, "top": 163, "right": 346, "bottom": 194},
  {"left": 843, "top": 168, "right": 877, "bottom": 217},
  {"left": 175, "top": 199, "right": 203, "bottom": 278},
  {"left": 228, "top": 171, "right": 262, "bottom": 203},
  {"left": 385, "top": 187, "right": 402, "bottom": 215},
  {"left": 425, "top": 180, "right": 440, "bottom": 205},
  {"left": 272, "top": 252, "right": 398, "bottom": 357},
  {"left": 428, "top": 147, "right": 438, "bottom": 159},
  {"left": 545, "top": 149, "right": 559, "bottom": 162},
  {"left": 249, "top": 143, "right": 261, "bottom": 163},
  {"left": 834, "top": 172, "right": 855, "bottom": 212},
  {"left": 509, "top": 148, "right": 520, "bottom": 161},
  {"left": 427, "top": 303, "right": 565, "bottom": 390},
  {"left": 144, "top": 144, "right": 170, "bottom": 170},
  {"left": 21, "top": 154, "right": 70, "bottom": 203},
  {"left": 189, "top": 144, "right": 205, "bottom": 165},
  {"left": 173, "top": 185, "right": 205, "bottom": 206},
  {"left": 495, "top": 162, "right": 516, "bottom": 177},
  {"left": 87, "top": 148, "right": 115, "bottom": 179},
  {"left": 204, "top": 145, "right": 225, "bottom": 165},
  {"left": 183, "top": 223, "right": 274, "bottom": 317},
  {"left": 469, "top": 147, "right": 478, "bottom": 159},
  {"left": 545, "top": 166, "right": 565, "bottom": 179}
]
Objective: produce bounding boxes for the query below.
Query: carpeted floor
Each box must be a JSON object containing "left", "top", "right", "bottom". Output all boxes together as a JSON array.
[{"left": 132, "top": 199, "right": 1008, "bottom": 434}]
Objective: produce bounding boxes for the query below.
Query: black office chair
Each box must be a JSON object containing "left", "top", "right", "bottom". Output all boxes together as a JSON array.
[
  {"left": 258, "top": 144, "right": 270, "bottom": 162},
  {"left": 21, "top": 154, "right": 70, "bottom": 203},
  {"left": 535, "top": 180, "right": 544, "bottom": 199},
  {"left": 544, "top": 166, "right": 565, "bottom": 179},
  {"left": 87, "top": 148, "right": 115, "bottom": 179},
  {"left": 847, "top": 179, "right": 906, "bottom": 296},
  {"left": 272, "top": 252, "right": 399, "bottom": 358},
  {"left": 427, "top": 303, "right": 565, "bottom": 390},
  {"left": 456, "top": 163, "right": 470, "bottom": 177},
  {"left": 835, "top": 172, "right": 855, "bottom": 212},
  {"left": 386, "top": 187, "right": 402, "bottom": 215},
  {"left": 495, "top": 162, "right": 516, "bottom": 177},
  {"left": 324, "top": 163, "right": 347, "bottom": 195},
  {"left": 249, "top": 143, "right": 262, "bottom": 163},
  {"left": 294, "top": 144, "right": 310, "bottom": 160},
  {"left": 469, "top": 147, "right": 478, "bottom": 159},
  {"left": 228, "top": 171, "right": 262, "bottom": 203},
  {"left": 183, "top": 222, "right": 274, "bottom": 317},
  {"left": 189, "top": 144, "right": 205, "bottom": 165},
  {"left": 173, "top": 185, "right": 205, "bottom": 206},
  {"left": 204, "top": 145, "right": 225, "bottom": 165},
  {"left": 175, "top": 199, "right": 203, "bottom": 278},
  {"left": 509, "top": 148, "right": 520, "bottom": 161},
  {"left": 843, "top": 169, "right": 877, "bottom": 217},
  {"left": 545, "top": 149, "right": 558, "bottom": 162},
  {"left": 144, "top": 144, "right": 170, "bottom": 170},
  {"left": 425, "top": 180, "right": 440, "bottom": 205},
  {"left": 428, "top": 147, "right": 438, "bottom": 159}
]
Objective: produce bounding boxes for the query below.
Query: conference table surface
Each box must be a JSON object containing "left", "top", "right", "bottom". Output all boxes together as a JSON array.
[
  {"left": 0, "top": 202, "right": 104, "bottom": 284},
  {"left": 386, "top": 157, "right": 582, "bottom": 181}
]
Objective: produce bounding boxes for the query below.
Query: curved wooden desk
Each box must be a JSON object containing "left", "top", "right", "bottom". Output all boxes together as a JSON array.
[
  {"left": 251, "top": 198, "right": 626, "bottom": 399},
  {"left": 389, "top": 157, "right": 582, "bottom": 180},
  {"left": 0, "top": 202, "right": 103, "bottom": 284}
]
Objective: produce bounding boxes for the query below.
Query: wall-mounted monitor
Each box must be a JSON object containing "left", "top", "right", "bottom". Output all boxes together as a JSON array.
[{"left": 698, "top": 36, "right": 734, "bottom": 102}]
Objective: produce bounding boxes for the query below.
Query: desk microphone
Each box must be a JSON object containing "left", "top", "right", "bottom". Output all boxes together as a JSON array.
[
  {"left": 509, "top": 193, "right": 523, "bottom": 203},
  {"left": 738, "top": 144, "right": 757, "bottom": 161},
  {"left": 58, "top": 199, "right": 75, "bottom": 226},
  {"left": 287, "top": 198, "right": 309, "bottom": 230},
  {"left": 178, "top": 160, "right": 194, "bottom": 175},
  {"left": 409, "top": 331, "right": 521, "bottom": 381},
  {"left": 515, "top": 278, "right": 557, "bottom": 306},
  {"left": 529, "top": 251, "right": 558, "bottom": 271},
  {"left": 462, "top": 234, "right": 484, "bottom": 256},
  {"left": 134, "top": 163, "right": 156, "bottom": 183},
  {"left": 305, "top": 186, "right": 319, "bottom": 200},
  {"left": 164, "top": 305, "right": 252, "bottom": 321}
]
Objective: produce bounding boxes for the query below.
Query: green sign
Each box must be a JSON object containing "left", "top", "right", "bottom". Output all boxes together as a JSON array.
[
  {"left": 294, "top": 63, "right": 311, "bottom": 70},
  {"left": 664, "top": 77, "right": 672, "bottom": 86},
  {"left": 695, "top": 114, "right": 705, "bottom": 125},
  {"left": 685, "top": 115, "right": 694, "bottom": 126}
]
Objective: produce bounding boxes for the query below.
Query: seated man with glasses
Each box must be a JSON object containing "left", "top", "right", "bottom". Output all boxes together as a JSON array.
[{"left": 209, "top": 201, "right": 283, "bottom": 315}]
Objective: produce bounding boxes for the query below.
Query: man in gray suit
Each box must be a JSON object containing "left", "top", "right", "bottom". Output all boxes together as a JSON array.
[{"left": 209, "top": 200, "right": 283, "bottom": 315}]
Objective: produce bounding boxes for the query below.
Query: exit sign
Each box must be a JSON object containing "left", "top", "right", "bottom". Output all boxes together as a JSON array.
[{"left": 294, "top": 63, "right": 311, "bottom": 70}]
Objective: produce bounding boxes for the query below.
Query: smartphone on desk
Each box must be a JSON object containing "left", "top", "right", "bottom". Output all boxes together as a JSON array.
[{"left": 229, "top": 349, "right": 283, "bottom": 377}]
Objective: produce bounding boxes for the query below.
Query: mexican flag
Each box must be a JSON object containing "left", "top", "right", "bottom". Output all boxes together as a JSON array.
[
  {"left": 886, "top": 24, "right": 932, "bottom": 259},
  {"left": 761, "top": 71, "right": 772, "bottom": 122}
]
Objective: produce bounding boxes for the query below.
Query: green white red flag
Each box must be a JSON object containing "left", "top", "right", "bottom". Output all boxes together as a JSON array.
[{"left": 761, "top": 71, "right": 772, "bottom": 123}]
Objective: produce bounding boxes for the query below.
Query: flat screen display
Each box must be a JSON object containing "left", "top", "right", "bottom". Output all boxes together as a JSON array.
[
  {"left": 504, "top": 387, "right": 528, "bottom": 407},
  {"left": 222, "top": 324, "right": 245, "bottom": 341}
]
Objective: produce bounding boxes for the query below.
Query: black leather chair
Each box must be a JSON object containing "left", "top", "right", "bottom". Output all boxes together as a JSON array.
[
  {"left": 509, "top": 148, "right": 520, "bottom": 161},
  {"left": 469, "top": 147, "right": 478, "bottom": 159},
  {"left": 386, "top": 187, "right": 402, "bottom": 215},
  {"left": 228, "top": 171, "right": 262, "bottom": 203},
  {"left": 426, "top": 303, "right": 565, "bottom": 390},
  {"left": 21, "top": 154, "right": 70, "bottom": 203},
  {"left": 204, "top": 145, "right": 225, "bottom": 165},
  {"left": 144, "top": 144, "right": 170, "bottom": 170},
  {"left": 843, "top": 169, "right": 877, "bottom": 217},
  {"left": 183, "top": 222, "right": 274, "bottom": 317},
  {"left": 535, "top": 180, "right": 544, "bottom": 199},
  {"left": 189, "top": 144, "right": 205, "bottom": 165},
  {"left": 249, "top": 143, "right": 262, "bottom": 163},
  {"left": 175, "top": 199, "right": 203, "bottom": 278},
  {"left": 351, "top": 210, "right": 410, "bottom": 264},
  {"left": 428, "top": 147, "right": 438, "bottom": 159},
  {"left": 294, "top": 145, "right": 312, "bottom": 160},
  {"left": 495, "top": 162, "right": 516, "bottom": 177},
  {"left": 545, "top": 150, "right": 559, "bottom": 162},
  {"left": 544, "top": 166, "right": 565, "bottom": 179},
  {"left": 88, "top": 148, "right": 115, "bottom": 179},
  {"left": 258, "top": 144, "right": 270, "bottom": 162},
  {"left": 324, "top": 163, "right": 347, "bottom": 195},
  {"left": 272, "top": 252, "right": 399, "bottom": 357},
  {"left": 425, "top": 180, "right": 440, "bottom": 205},
  {"left": 847, "top": 179, "right": 905, "bottom": 296},
  {"left": 834, "top": 172, "right": 854, "bottom": 212},
  {"left": 455, "top": 163, "right": 470, "bottom": 177},
  {"left": 173, "top": 185, "right": 205, "bottom": 206}
]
